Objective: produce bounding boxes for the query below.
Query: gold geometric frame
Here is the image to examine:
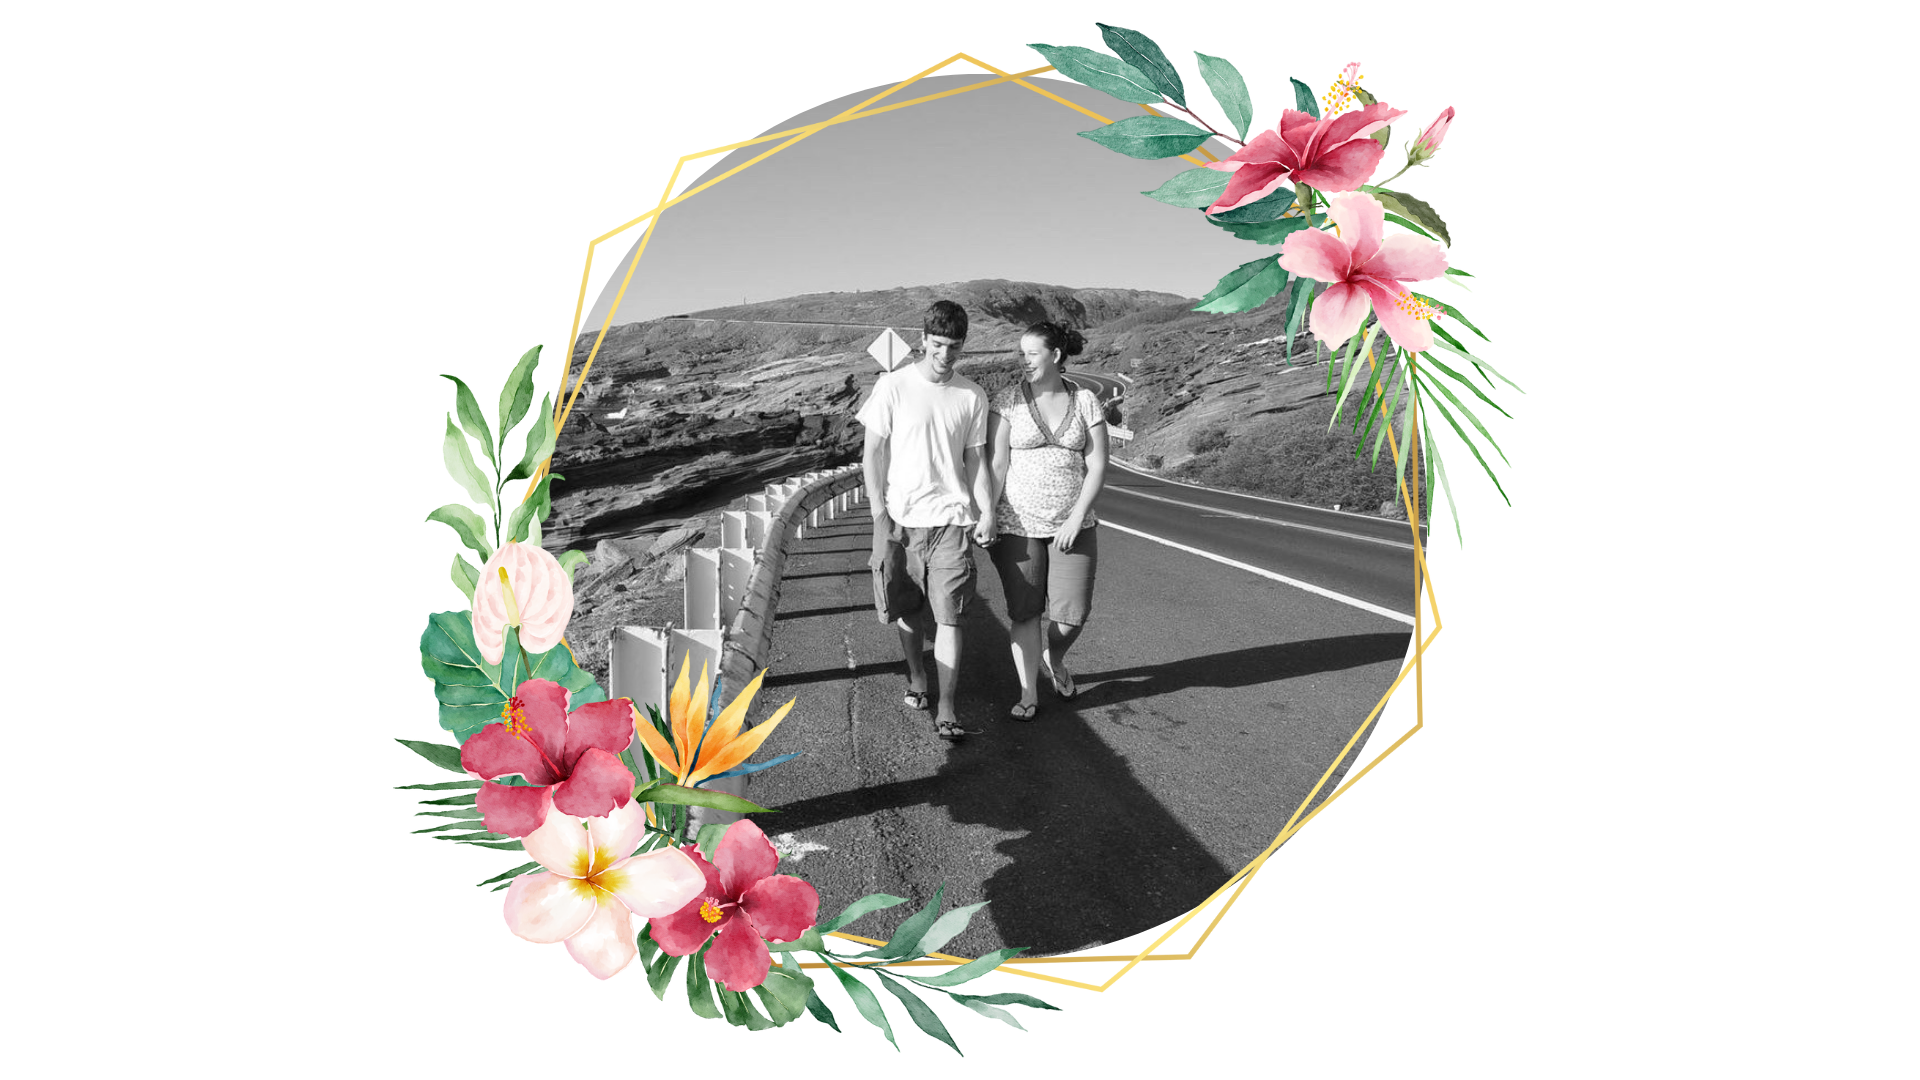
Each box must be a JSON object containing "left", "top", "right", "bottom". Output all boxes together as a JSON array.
[{"left": 540, "top": 52, "right": 1443, "bottom": 994}]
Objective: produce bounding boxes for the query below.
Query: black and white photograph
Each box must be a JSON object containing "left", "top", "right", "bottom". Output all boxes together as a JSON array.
[{"left": 544, "top": 75, "right": 1422, "bottom": 957}]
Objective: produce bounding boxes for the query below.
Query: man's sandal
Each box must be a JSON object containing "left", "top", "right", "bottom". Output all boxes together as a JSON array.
[
  {"left": 1008, "top": 702, "right": 1038, "bottom": 722},
  {"left": 904, "top": 689, "right": 931, "bottom": 711}
]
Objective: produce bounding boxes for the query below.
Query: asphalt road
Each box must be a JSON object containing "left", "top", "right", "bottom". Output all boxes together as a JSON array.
[{"left": 742, "top": 467, "right": 1418, "bottom": 958}]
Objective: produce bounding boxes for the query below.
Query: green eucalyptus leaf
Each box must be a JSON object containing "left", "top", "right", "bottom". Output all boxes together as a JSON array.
[
  {"left": 827, "top": 962, "right": 895, "bottom": 1049},
  {"left": 954, "top": 996, "right": 1025, "bottom": 1030},
  {"left": 805, "top": 991, "right": 842, "bottom": 1031},
  {"left": 1077, "top": 115, "right": 1209, "bottom": 160},
  {"left": 694, "top": 823, "right": 728, "bottom": 862},
  {"left": 504, "top": 394, "right": 558, "bottom": 483},
  {"left": 497, "top": 345, "right": 541, "bottom": 452},
  {"left": 874, "top": 971, "right": 961, "bottom": 1055},
  {"left": 1291, "top": 77, "right": 1319, "bottom": 119},
  {"left": 1027, "top": 43, "right": 1159, "bottom": 104},
  {"left": 1098, "top": 23, "right": 1185, "bottom": 106},
  {"left": 442, "top": 416, "right": 495, "bottom": 508},
  {"left": 450, "top": 554, "right": 479, "bottom": 601},
  {"left": 506, "top": 472, "right": 557, "bottom": 543},
  {"left": 904, "top": 946, "right": 1028, "bottom": 988},
  {"left": 1194, "top": 256, "right": 1286, "bottom": 314},
  {"left": 557, "top": 549, "right": 590, "bottom": 582},
  {"left": 426, "top": 504, "right": 492, "bottom": 563},
  {"left": 1212, "top": 215, "right": 1317, "bottom": 246},
  {"left": 1445, "top": 267, "right": 1474, "bottom": 278},
  {"left": 395, "top": 779, "right": 481, "bottom": 791},
  {"left": 912, "top": 901, "right": 989, "bottom": 958},
  {"left": 1195, "top": 52, "right": 1251, "bottom": 140},
  {"left": 820, "top": 893, "right": 911, "bottom": 935},
  {"left": 1207, "top": 184, "right": 1298, "bottom": 223},
  {"left": 1140, "top": 167, "right": 1229, "bottom": 208},
  {"left": 850, "top": 886, "right": 945, "bottom": 960},
  {"left": 442, "top": 374, "right": 497, "bottom": 467},
  {"left": 718, "top": 988, "right": 774, "bottom": 1030},
  {"left": 950, "top": 990, "right": 1061, "bottom": 1012}
]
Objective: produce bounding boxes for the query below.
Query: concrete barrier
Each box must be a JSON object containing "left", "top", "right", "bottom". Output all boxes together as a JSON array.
[{"left": 699, "top": 464, "right": 864, "bottom": 825}]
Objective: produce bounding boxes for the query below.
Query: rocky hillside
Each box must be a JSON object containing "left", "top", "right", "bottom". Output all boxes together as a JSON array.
[{"left": 542, "top": 277, "right": 1424, "bottom": 636}]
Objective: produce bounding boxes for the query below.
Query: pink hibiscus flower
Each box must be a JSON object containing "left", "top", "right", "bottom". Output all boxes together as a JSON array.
[
  {"left": 1204, "top": 102, "right": 1405, "bottom": 214},
  {"left": 503, "top": 800, "right": 708, "bottom": 980},
  {"left": 1408, "top": 106, "right": 1454, "bottom": 166},
  {"left": 460, "top": 678, "right": 637, "bottom": 837},
  {"left": 1277, "top": 191, "right": 1450, "bottom": 353},
  {"left": 648, "top": 820, "right": 820, "bottom": 992}
]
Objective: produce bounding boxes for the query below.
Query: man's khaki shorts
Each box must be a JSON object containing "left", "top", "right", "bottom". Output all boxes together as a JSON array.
[{"left": 871, "top": 522, "right": 975, "bottom": 627}]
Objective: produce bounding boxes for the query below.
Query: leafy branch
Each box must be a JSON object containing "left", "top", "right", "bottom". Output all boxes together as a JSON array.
[
  {"left": 635, "top": 884, "right": 1058, "bottom": 1051},
  {"left": 428, "top": 345, "right": 590, "bottom": 600}
]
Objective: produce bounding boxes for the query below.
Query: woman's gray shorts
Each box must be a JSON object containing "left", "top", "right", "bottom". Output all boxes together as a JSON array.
[{"left": 989, "top": 526, "right": 1098, "bottom": 626}]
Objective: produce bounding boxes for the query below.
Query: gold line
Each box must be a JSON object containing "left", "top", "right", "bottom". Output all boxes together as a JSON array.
[{"left": 533, "top": 52, "right": 1453, "bottom": 991}]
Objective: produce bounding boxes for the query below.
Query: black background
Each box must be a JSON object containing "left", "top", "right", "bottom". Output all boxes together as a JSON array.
[{"left": 366, "top": 23, "right": 1551, "bottom": 1053}]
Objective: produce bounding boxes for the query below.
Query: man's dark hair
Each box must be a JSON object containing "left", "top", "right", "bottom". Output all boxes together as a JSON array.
[{"left": 923, "top": 299, "right": 969, "bottom": 341}]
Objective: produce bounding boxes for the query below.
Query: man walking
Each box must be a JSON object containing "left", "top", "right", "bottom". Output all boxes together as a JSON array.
[{"left": 856, "top": 299, "right": 993, "bottom": 741}]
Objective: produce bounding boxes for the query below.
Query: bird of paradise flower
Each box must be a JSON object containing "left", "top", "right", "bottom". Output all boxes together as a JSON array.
[{"left": 631, "top": 655, "right": 798, "bottom": 793}]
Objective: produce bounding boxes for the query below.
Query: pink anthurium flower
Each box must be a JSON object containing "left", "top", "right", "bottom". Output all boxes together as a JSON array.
[
  {"left": 1204, "top": 102, "right": 1406, "bottom": 214},
  {"left": 473, "top": 540, "right": 573, "bottom": 666},
  {"left": 460, "top": 678, "right": 637, "bottom": 837},
  {"left": 648, "top": 819, "right": 820, "bottom": 992},
  {"left": 503, "top": 800, "right": 707, "bottom": 980},
  {"left": 1277, "top": 191, "right": 1450, "bottom": 353}
]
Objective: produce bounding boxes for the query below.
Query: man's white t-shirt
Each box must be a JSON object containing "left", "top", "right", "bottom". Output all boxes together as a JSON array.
[{"left": 855, "top": 365, "right": 989, "bottom": 528}]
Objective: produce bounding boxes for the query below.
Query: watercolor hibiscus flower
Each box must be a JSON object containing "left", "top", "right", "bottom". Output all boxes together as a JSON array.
[
  {"left": 460, "top": 678, "right": 637, "bottom": 837},
  {"left": 1204, "top": 102, "right": 1405, "bottom": 214},
  {"left": 503, "top": 800, "right": 707, "bottom": 980},
  {"left": 648, "top": 819, "right": 820, "bottom": 992},
  {"left": 1278, "top": 191, "right": 1449, "bottom": 353}
]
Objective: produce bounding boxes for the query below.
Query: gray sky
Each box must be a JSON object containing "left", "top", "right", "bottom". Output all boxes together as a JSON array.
[{"left": 583, "top": 74, "right": 1256, "bottom": 327}]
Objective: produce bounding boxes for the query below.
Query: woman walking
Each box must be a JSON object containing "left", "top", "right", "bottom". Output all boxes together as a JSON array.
[{"left": 977, "top": 321, "right": 1109, "bottom": 720}]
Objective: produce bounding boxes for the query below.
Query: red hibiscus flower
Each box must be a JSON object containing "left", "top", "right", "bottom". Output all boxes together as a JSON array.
[
  {"left": 460, "top": 678, "right": 637, "bottom": 837},
  {"left": 1205, "top": 102, "right": 1406, "bottom": 214},
  {"left": 649, "top": 819, "right": 820, "bottom": 992}
]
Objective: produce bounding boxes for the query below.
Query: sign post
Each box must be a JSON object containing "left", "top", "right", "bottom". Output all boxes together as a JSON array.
[{"left": 866, "top": 327, "right": 913, "bottom": 372}]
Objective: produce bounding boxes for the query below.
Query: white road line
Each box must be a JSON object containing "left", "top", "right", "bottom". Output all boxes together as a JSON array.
[
  {"left": 1107, "top": 458, "right": 1415, "bottom": 525},
  {"left": 1107, "top": 485, "right": 1416, "bottom": 550},
  {"left": 1101, "top": 521, "right": 1415, "bottom": 625}
]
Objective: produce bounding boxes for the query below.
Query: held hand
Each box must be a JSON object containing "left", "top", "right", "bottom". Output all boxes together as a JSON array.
[{"left": 973, "top": 512, "right": 997, "bottom": 547}]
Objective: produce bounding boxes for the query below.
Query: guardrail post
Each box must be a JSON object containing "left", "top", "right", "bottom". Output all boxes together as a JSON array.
[{"left": 684, "top": 549, "right": 720, "bottom": 630}]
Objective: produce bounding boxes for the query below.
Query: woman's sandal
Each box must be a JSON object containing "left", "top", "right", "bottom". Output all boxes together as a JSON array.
[
  {"left": 904, "top": 689, "right": 931, "bottom": 711},
  {"left": 934, "top": 715, "right": 966, "bottom": 741},
  {"left": 1008, "top": 701, "right": 1038, "bottom": 722},
  {"left": 1043, "top": 657, "right": 1077, "bottom": 700}
]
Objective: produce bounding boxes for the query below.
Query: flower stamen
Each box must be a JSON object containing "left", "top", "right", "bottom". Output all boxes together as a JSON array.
[
  {"left": 698, "top": 897, "right": 726, "bottom": 924},
  {"left": 1394, "top": 291, "right": 1442, "bottom": 322},
  {"left": 497, "top": 566, "right": 523, "bottom": 629},
  {"left": 1321, "top": 63, "right": 1364, "bottom": 116}
]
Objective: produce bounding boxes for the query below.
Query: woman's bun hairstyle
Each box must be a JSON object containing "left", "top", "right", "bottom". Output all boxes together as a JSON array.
[{"left": 1025, "top": 321, "right": 1085, "bottom": 364}]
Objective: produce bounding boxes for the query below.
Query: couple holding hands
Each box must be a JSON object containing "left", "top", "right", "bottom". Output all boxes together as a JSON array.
[{"left": 857, "top": 299, "right": 1111, "bottom": 740}]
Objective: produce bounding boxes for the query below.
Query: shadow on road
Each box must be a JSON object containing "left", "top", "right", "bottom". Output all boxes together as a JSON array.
[{"left": 1079, "top": 632, "right": 1412, "bottom": 708}]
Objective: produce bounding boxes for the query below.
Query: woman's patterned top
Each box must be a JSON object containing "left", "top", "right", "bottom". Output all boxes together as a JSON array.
[{"left": 991, "top": 382, "right": 1105, "bottom": 538}]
